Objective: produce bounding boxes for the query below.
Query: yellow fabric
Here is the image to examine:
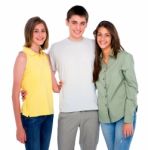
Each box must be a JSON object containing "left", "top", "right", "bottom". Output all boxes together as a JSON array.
[{"left": 21, "top": 47, "right": 53, "bottom": 117}]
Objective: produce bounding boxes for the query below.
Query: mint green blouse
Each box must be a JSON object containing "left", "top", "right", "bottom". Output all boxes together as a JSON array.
[{"left": 96, "top": 51, "right": 138, "bottom": 123}]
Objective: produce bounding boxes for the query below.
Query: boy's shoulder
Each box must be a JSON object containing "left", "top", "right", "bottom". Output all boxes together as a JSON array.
[
  {"left": 51, "top": 38, "right": 69, "bottom": 49},
  {"left": 83, "top": 37, "right": 94, "bottom": 42}
]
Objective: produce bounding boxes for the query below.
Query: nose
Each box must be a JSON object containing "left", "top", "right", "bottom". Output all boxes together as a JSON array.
[
  {"left": 101, "top": 35, "right": 106, "bottom": 40},
  {"left": 38, "top": 31, "right": 44, "bottom": 37},
  {"left": 76, "top": 24, "right": 81, "bottom": 30}
]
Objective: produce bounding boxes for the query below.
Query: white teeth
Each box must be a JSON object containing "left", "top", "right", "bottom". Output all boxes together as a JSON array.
[
  {"left": 37, "top": 38, "right": 44, "bottom": 41},
  {"left": 100, "top": 42, "right": 106, "bottom": 45}
]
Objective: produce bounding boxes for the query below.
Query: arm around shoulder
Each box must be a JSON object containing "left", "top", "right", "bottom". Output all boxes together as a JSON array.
[{"left": 46, "top": 54, "right": 61, "bottom": 93}]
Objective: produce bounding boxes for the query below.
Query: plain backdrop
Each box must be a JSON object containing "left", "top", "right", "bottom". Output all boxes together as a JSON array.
[{"left": 0, "top": 0, "right": 147, "bottom": 149}]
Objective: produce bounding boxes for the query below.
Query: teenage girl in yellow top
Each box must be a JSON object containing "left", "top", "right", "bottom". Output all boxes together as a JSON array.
[{"left": 12, "top": 16, "right": 60, "bottom": 150}]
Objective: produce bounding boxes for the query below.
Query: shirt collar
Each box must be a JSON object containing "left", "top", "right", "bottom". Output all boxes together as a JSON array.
[
  {"left": 23, "top": 47, "right": 44, "bottom": 56},
  {"left": 100, "top": 49, "right": 114, "bottom": 58}
]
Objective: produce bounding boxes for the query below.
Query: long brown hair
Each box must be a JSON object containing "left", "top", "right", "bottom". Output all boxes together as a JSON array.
[
  {"left": 93, "top": 20, "right": 124, "bottom": 82},
  {"left": 24, "top": 16, "right": 49, "bottom": 49}
]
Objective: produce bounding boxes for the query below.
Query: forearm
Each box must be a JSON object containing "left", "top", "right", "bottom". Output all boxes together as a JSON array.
[
  {"left": 51, "top": 71, "right": 60, "bottom": 93},
  {"left": 12, "top": 89, "right": 26, "bottom": 143},
  {"left": 124, "top": 99, "right": 137, "bottom": 123},
  {"left": 124, "top": 72, "right": 138, "bottom": 123},
  {"left": 12, "top": 88, "right": 23, "bottom": 129},
  {"left": 123, "top": 54, "right": 138, "bottom": 123}
]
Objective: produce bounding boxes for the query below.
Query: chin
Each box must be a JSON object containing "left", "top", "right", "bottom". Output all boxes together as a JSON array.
[{"left": 38, "top": 42, "right": 44, "bottom": 45}]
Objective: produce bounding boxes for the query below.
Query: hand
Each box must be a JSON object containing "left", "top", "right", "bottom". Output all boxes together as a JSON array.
[
  {"left": 53, "top": 81, "right": 63, "bottom": 93},
  {"left": 16, "top": 126, "right": 27, "bottom": 143},
  {"left": 122, "top": 123, "right": 134, "bottom": 138},
  {"left": 58, "top": 81, "right": 63, "bottom": 90},
  {"left": 21, "top": 90, "right": 27, "bottom": 100}
]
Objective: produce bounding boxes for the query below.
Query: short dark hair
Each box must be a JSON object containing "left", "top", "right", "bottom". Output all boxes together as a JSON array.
[
  {"left": 66, "top": 5, "right": 89, "bottom": 22},
  {"left": 24, "top": 16, "right": 49, "bottom": 49}
]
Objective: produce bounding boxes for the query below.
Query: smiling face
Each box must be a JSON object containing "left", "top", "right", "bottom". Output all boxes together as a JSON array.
[
  {"left": 97, "top": 27, "right": 112, "bottom": 51},
  {"left": 66, "top": 15, "right": 87, "bottom": 40},
  {"left": 31, "top": 23, "right": 47, "bottom": 48}
]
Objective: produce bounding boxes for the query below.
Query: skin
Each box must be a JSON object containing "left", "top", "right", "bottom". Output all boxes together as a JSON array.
[
  {"left": 66, "top": 15, "right": 87, "bottom": 41},
  {"left": 97, "top": 26, "right": 134, "bottom": 138},
  {"left": 12, "top": 52, "right": 27, "bottom": 143},
  {"left": 22, "top": 15, "right": 87, "bottom": 97},
  {"left": 12, "top": 23, "right": 60, "bottom": 143},
  {"left": 42, "top": 15, "right": 88, "bottom": 92}
]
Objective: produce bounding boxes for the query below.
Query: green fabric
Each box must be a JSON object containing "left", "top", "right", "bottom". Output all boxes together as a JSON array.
[{"left": 96, "top": 51, "right": 138, "bottom": 123}]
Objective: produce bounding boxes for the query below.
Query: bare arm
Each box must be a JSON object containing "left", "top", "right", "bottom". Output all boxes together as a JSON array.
[
  {"left": 12, "top": 52, "right": 27, "bottom": 143},
  {"left": 47, "top": 54, "right": 62, "bottom": 93}
]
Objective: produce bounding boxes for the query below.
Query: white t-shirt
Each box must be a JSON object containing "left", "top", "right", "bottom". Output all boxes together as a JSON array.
[{"left": 49, "top": 38, "right": 98, "bottom": 112}]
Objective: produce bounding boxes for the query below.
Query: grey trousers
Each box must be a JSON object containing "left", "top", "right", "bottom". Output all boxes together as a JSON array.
[{"left": 58, "top": 110, "right": 99, "bottom": 150}]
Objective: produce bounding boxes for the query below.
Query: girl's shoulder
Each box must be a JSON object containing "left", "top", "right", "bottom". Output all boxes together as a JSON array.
[{"left": 118, "top": 50, "right": 133, "bottom": 59}]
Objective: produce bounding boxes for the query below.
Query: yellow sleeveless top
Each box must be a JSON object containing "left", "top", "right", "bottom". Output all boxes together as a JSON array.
[{"left": 21, "top": 47, "right": 53, "bottom": 117}]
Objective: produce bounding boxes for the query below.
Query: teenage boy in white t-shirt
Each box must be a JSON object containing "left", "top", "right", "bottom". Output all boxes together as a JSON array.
[{"left": 49, "top": 5, "right": 99, "bottom": 150}]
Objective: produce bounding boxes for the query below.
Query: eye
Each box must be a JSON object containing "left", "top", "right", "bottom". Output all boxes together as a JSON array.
[
  {"left": 71, "top": 21, "right": 77, "bottom": 25},
  {"left": 97, "top": 33, "right": 102, "bottom": 37},
  {"left": 106, "top": 34, "right": 111, "bottom": 37},
  {"left": 33, "top": 30, "right": 39, "bottom": 33},
  {"left": 81, "top": 22, "right": 86, "bottom": 26},
  {"left": 41, "top": 29, "right": 46, "bottom": 33}
]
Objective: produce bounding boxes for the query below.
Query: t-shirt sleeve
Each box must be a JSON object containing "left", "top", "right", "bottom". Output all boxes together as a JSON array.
[{"left": 48, "top": 45, "right": 56, "bottom": 72}]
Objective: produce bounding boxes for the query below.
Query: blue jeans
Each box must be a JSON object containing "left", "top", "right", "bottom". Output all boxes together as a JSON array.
[
  {"left": 21, "top": 114, "right": 53, "bottom": 150},
  {"left": 101, "top": 113, "right": 136, "bottom": 150}
]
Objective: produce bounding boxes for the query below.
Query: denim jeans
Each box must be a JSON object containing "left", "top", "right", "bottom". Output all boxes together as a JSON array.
[
  {"left": 21, "top": 114, "right": 53, "bottom": 150},
  {"left": 101, "top": 113, "right": 136, "bottom": 150}
]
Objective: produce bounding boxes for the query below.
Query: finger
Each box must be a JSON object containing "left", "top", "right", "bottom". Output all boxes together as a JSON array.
[
  {"left": 17, "top": 137, "right": 24, "bottom": 143},
  {"left": 21, "top": 135, "right": 26, "bottom": 144},
  {"left": 123, "top": 130, "right": 127, "bottom": 138},
  {"left": 59, "top": 81, "right": 63, "bottom": 85},
  {"left": 24, "top": 135, "right": 27, "bottom": 143},
  {"left": 24, "top": 91, "right": 27, "bottom": 94},
  {"left": 123, "top": 128, "right": 128, "bottom": 138}
]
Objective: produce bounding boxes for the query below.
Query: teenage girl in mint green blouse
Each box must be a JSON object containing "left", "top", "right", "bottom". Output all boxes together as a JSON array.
[{"left": 93, "top": 20, "right": 138, "bottom": 150}]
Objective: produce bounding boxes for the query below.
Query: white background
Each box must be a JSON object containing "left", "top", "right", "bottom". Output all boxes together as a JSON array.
[{"left": 0, "top": 0, "right": 147, "bottom": 149}]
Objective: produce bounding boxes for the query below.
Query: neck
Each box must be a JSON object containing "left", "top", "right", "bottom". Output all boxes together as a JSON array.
[
  {"left": 31, "top": 45, "right": 41, "bottom": 53},
  {"left": 102, "top": 48, "right": 110, "bottom": 59},
  {"left": 102, "top": 48, "right": 111, "bottom": 64}
]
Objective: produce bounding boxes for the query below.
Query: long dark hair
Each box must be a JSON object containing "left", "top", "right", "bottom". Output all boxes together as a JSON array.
[{"left": 93, "top": 20, "right": 124, "bottom": 82}]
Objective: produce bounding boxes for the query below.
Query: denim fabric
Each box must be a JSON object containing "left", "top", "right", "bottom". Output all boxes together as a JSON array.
[
  {"left": 21, "top": 114, "right": 53, "bottom": 150},
  {"left": 101, "top": 113, "right": 136, "bottom": 150}
]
